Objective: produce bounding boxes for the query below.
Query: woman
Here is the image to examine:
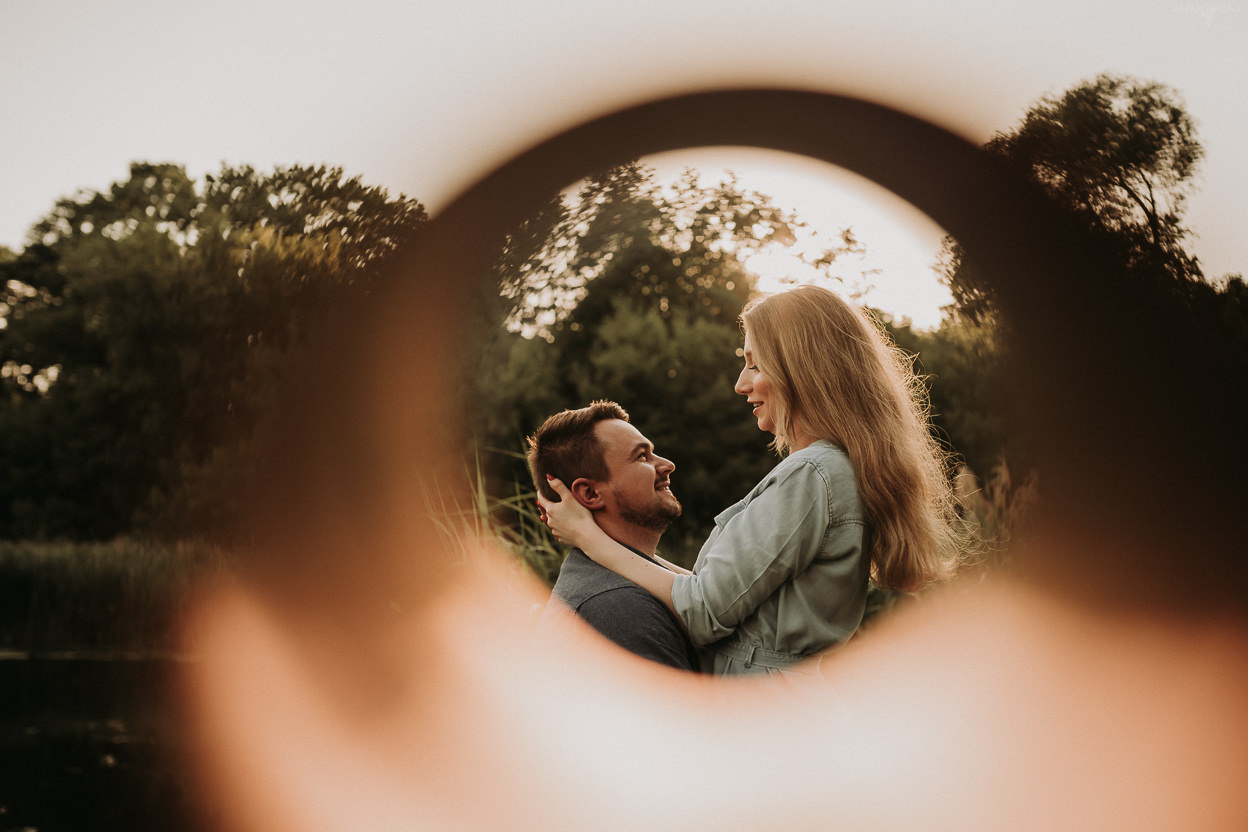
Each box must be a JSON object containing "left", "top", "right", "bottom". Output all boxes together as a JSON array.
[{"left": 540, "top": 284, "right": 959, "bottom": 675}]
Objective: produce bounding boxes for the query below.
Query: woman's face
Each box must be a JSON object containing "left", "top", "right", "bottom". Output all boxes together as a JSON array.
[{"left": 734, "top": 329, "right": 777, "bottom": 435}]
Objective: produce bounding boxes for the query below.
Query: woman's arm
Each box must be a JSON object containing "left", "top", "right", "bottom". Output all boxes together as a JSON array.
[
  {"left": 670, "top": 460, "right": 840, "bottom": 645},
  {"left": 653, "top": 555, "right": 692, "bottom": 576},
  {"left": 538, "top": 478, "right": 679, "bottom": 615}
]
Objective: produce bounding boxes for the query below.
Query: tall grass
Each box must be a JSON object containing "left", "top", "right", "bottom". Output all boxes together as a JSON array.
[
  {"left": 0, "top": 538, "right": 228, "bottom": 654},
  {"left": 860, "top": 458, "right": 1038, "bottom": 627},
  {"left": 420, "top": 447, "right": 566, "bottom": 586},
  {"left": 954, "top": 458, "right": 1040, "bottom": 569}
]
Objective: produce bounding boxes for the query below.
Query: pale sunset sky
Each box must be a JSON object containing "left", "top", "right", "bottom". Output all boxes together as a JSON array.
[{"left": 3, "top": 0, "right": 1244, "bottom": 327}]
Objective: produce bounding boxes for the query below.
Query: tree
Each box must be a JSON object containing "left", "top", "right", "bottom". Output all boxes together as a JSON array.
[
  {"left": 942, "top": 73, "right": 1205, "bottom": 323},
  {"left": 929, "top": 73, "right": 1248, "bottom": 552},
  {"left": 473, "top": 163, "right": 860, "bottom": 563},
  {"left": 497, "top": 163, "right": 852, "bottom": 339},
  {"left": 0, "top": 162, "right": 426, "bottom": 539}
]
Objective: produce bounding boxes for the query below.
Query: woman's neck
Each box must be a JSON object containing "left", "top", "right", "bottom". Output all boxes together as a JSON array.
[{"left": 787, "top": 425, "right": 819, "bottom": 452}]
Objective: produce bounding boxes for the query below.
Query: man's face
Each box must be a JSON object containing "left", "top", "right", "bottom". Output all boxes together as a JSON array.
[{"left": 593, "top": 419, "right": 682, "bottom": 531}]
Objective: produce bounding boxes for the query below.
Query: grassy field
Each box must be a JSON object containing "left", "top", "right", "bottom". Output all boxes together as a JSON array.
[{"left": 0, "top": 538, "right": 231, "bottom": 655}]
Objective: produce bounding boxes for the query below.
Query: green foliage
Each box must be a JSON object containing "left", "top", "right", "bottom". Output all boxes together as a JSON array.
[
  {"left": 497, "top": 163, "right": 848, "bottom": 339},
  {"left": 927, "top": 74, "right": 1248, "bottom": 555},
  {"left": 990, "top": 74, "right": 1201, "bottom": 268},
  {"left": 953, "top": 458, "right": 1039, "bottom": 564},
  {"left": 914, "top": 74, "right": 1248, "bottom": 597},
  {"left": 881, "top": 312, "right": 1054, "bottom": 576},
  {"left": 470, "top": 326, "right": 566, "bottom": 460},
  {"left": 943, "top": 73, "right": 1205, "bottom": 323},
  {"left": 420, "top": 449, "right": 568, "bottom": 587},
  {"left": 0, "top": 538, "right": 228, "bottom": 652},
  {"left": 885, "top": 314, "right": 1010, "bottom": 480},
  {"left": 473, "top": 163, "right": 858, "bottom": 564},
  {"left": 0, "top": 162, "right": 426, "bottom": 540}
]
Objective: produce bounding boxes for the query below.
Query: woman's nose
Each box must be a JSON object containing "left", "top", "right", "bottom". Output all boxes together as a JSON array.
[{"left": 734, "top": 368, "right": 750, "bottom": 394}]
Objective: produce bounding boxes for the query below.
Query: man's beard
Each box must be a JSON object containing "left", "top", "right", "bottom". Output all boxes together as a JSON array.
[{"left": 617, "top": 490, "right": 683, "bottom": 532}]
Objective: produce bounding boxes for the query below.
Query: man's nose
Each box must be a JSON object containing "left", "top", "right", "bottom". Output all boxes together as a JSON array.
[{"left": 657, "top": 455, "right": 675, "bottom": 474}]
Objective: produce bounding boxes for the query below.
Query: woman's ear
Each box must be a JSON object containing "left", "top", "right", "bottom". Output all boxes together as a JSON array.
[{"left": 570, "top": 478, "right": 605, "bottom": 510}]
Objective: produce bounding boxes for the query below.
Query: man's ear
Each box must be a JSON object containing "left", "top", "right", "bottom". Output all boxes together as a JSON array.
[{"left": 569, "top": 478, "right": 606, "bottom": 510}]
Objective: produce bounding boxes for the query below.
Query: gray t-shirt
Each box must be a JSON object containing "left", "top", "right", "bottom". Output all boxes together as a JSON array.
[{"left": 545, "top": 547, "right": 698, "bottom": 672}]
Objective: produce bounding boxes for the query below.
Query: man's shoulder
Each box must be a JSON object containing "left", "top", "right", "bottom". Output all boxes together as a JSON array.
[
  {"left": 547, "top": 548, "right": 697, "bottom": 672},
  {"left": 552, "top": 548, "right": 649, "bottom": 609}
]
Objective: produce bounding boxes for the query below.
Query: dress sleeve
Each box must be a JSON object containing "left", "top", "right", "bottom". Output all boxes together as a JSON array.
[{"left": 670, "top": 461, "right": 832, "bottom": 646}]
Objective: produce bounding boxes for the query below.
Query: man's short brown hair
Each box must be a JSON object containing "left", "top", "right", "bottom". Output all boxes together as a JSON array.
[{"left": 527, "top": 401, "right": 630, "bottom": 501}]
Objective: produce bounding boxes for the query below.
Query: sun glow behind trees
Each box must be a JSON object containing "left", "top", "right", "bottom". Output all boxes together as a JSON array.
[{"left": 644, "top": 148, "right": 954, "bottom": 329}]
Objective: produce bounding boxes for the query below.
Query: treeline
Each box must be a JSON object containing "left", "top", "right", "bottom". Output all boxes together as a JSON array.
[
  {"left": 0, "top": 163, "right": 426, "bottom": 539},
  {"left": 3, "top": 73, "right": 1244, "bottom": 559}
]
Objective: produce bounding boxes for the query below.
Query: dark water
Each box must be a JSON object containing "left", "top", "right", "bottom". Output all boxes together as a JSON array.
[{"left": 0, "top": 655, "right": 210, "bottom": 831}]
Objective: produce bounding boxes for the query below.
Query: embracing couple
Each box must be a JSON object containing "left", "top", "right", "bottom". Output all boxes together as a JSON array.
[{"left": 529, "top": 284, "right": 960, "bottom": 676}]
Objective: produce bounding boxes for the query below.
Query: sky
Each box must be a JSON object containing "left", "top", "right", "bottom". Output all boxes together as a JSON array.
[{"left": 3, "top": 0, "right": 1245, "bottom": 328}]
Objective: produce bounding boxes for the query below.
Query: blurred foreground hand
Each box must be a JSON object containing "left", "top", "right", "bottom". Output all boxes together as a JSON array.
[
  {"left": 181, "top": 530, "right": 1248, "bottom": 832},
  {"left": 178, "top": 87, "right": 1248, "bottom": 832}
]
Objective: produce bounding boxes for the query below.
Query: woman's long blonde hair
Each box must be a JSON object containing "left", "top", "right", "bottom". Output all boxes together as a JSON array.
[{"left": 742, "top": 285, "right": 959, "bottom": 590}]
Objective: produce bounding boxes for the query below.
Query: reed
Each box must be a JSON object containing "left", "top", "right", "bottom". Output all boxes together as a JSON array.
[{"left": 0, "top": 538, "right": 228, "bottom": 654}]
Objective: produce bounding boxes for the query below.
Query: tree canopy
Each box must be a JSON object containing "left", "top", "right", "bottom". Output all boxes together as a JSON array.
[
  {"left": 0, "top": 162, "right": 425, "bottom": 539},
  {"left": 942, "top": 73, "right": 1207, "bottom": 323},
  {"left": 7, "top": 94, "right": 1241, "bottom": 568},
  {"left": 932, "top": 72, "right": 1247, "bottom": 530}
]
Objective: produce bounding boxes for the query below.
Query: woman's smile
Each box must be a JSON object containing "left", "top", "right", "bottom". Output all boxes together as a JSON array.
[{"left": 735, "top": 331, "right": 777, "bottom": 435}]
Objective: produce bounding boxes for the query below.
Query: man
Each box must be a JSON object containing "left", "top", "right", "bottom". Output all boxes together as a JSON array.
[{"left": 527, "top": 401, "right": 698, "bottom": 671}]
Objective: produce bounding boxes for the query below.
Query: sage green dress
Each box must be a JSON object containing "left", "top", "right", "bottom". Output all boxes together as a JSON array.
[{"left": 670, "top": 440, "right": 870, "bottom": 676}]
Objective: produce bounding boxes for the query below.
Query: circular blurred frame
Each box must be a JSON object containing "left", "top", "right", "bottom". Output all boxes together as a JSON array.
[{"left": 248, "top": 87, "right": 1169, "bottom": 641}]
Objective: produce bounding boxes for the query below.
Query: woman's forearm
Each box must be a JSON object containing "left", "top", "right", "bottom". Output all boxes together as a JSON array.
[
  {"left": 579, "top": 526, "right": 679, "bottom": 615},
  {"left": 653, "top": 554, "right": 693, "bottom": 576}
]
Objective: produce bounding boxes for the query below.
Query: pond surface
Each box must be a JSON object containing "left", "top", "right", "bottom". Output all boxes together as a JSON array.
[{"left": 0, "top": 655, "right": 210, "bottom": 831}]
